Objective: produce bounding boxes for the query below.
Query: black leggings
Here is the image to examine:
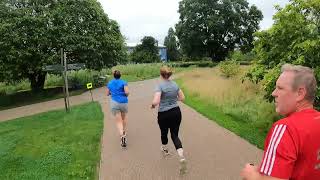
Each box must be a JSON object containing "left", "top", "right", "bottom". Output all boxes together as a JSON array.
[{"left": 157, "top": 107, "right": 182, "bottom": 149}]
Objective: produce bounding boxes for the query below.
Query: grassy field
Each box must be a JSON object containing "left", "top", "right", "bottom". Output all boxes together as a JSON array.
[
  {"left": 0, "top": 102, "right": 103, "bottom": 180},
  {"left": 176, "top": 67, "right": 279, "bottom": 149}
]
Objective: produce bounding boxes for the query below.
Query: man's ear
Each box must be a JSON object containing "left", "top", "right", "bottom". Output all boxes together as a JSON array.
[{"left": 297, "top": 86, "right": 307, "bottom": 101}]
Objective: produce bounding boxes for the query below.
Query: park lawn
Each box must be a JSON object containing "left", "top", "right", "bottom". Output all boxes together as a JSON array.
[
  {"left": 176, "top": 67, "right": 278, "bottom": 149},
  {"left": 0, "top": 102, "right": 103, "bottom": 180}
]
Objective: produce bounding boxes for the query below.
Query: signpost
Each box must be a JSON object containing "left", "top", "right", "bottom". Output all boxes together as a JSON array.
[
  {"left": 86, "top": 83, "right": 93, "bottom": 102},
  {"left": 44, "top": 48, "right": 86, "bottom": 112}
]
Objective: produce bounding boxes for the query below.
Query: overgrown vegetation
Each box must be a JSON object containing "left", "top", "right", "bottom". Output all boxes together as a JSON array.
[
  {"left": 0, "top": 102, "right": 103, "bottom": 179},
  {"left": 176, "top": 68, "right": 278, "bottom": 148},
  {"left": 218, "top": 60, "right": 240, "bottom": 78},
  {"left": 245, "top": 0, "right": 320, "bottom": 106}
]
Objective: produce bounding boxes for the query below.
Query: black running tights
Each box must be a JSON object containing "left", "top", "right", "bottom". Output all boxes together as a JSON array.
[{"left": 157, "top": 107, "right": 182, "bottom": 149}]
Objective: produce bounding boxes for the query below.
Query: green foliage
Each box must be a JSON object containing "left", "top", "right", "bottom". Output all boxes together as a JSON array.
[
  {"left": 229, "top": 51, "right": 256, "bottom": 62},
  {"left": 0, "top": 80, "right": 30, "bottom": 95},
  {"left": 243, "top": 64, "right": 266, "bottom": 83},
  {"left": 45, "top": 74, "right": 64, "bottom": 88},
  {"left": 0, "top": 0, "right": 126, "bottom": 91},
  {"left": 130, "top": 36, "right": 160, "bottom": 63},
  {"left": 175, "top": 0, "right": 263, "bottom": 61},
  {"left": 0, "top": 87, "right": 85, "bottom": 110},
  {"left": 218, "top": 60, "right": 240, "bottom": 78},
  {"left": 0, "top": 102, "right": 103, "bottom": 179},
  {"left": 169, "top": 61, "right": 216, "bottom": 68},
  {"left": 164, "top": 28, "right": 180, "bottom": 61},
  {"left": 111, "top": 63, "right": 163, "bottom": 81},
  {"left": 249, "top": 0, "right": 320, "bottom": 103},
  {"left": 261, "top": 66, "right": 281, "bottom": 101}
]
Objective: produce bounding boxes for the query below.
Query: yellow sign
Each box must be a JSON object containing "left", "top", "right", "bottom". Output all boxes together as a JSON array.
[{"left": 86, "top": 83, "right": 93, "bottom": 89}]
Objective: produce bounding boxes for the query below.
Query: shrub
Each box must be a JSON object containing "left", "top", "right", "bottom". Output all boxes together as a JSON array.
[
  {"left": 45, "top": 74, "right": 63, "bottom": 87},
  {"left": 229, "top": 50, "right": 255, "bottom": 62},
  {"left": 218, "top": 60, "right": 240, "bottom": 78}
]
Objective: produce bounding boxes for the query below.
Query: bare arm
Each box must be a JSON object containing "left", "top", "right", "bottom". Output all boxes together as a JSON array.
[
  {"left": 124, "top": 85, "right": 129, "bottom": 96},
  {"left": 151, "top": 92, "right": 161, "bottom": 108},
  {"left": 240, "top": 164, "right": 287, "bottom": 180},
  {"left": 178, "top": 89, "right": 185, "bottom": 102}
]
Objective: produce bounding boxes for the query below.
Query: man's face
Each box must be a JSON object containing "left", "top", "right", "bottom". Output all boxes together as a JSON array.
[{"left": 272, "top": 71, "right": 299, "bottom": 116}]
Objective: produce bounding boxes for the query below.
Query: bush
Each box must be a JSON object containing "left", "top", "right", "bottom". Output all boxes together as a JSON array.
[
  {"left": 45, "top": 74, "right": 63, "bottom": 87},
  {"left": 218, "top": 60, "right": 240, "bottom": 78},
  {"left": 129, "top": 50, "right": 160, "bottom": 63},
  {"left": 243, "top": 64, "right": 266, "bottom": 83},
  {"left": 229, "top": 51, "right": 255, "bottom": 62},
  {"left": 0, "top": 80, "right": 30, "bottom": 95}
]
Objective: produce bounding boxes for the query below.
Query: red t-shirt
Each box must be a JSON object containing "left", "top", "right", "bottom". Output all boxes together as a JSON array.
[{"left": 259, "top": 109, "right": 320, "bottom": 180}]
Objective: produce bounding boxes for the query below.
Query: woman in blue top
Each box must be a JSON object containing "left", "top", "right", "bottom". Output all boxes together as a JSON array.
[
  {"left": 106, "top": 70, "right": 129, "bottom": 148},
  {"left": 151, "top": 66, "right": 187, "bottom": 174}
]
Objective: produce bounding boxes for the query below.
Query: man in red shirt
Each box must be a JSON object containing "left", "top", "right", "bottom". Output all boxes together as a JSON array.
[{"left": 241, "top": 64, "right": 320, "bottom": 180}]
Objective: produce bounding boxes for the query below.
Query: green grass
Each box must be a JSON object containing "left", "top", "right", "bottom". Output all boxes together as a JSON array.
[
  {"left": 112, "top": 63, "right": 163, "bottom": 82},
  {"left": 0, "top": 102, "right": 103, "bottom": 180},
  {"left": 0, "top": 87, "right": 86, "bottom": 111},
  {"left": 176, "top": 78, "right": 270, "bottom": 149}
]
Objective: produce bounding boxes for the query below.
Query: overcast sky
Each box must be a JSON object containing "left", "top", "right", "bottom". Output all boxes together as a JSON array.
[{"left": 99, "top": 0, "right": 289, "bottom": 44}]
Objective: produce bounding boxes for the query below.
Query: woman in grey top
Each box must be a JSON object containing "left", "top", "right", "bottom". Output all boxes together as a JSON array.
[{"left": 151, "top": 66, "right": 187, "bottom": 174}]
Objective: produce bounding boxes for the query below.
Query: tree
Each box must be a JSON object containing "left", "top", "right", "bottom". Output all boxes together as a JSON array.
[
  {"left": 130, "top": 36, "right": 160, "bottom": 63},
  {"left": 246, "top": 0, "right": 320, "bottom": 104},
  {"left": 175, "top": 0, "right": 263, "bottom": 61},
  {"left": 164, "top": 28, "right": 180, "bottom": 61},
  {"left": 0, "top": 0, "right": 126, "bottom": 92}
]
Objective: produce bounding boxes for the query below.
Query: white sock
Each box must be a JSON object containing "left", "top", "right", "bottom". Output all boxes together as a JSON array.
[{"left": 177, "top": 148, "right": 184, "bottom": 159}]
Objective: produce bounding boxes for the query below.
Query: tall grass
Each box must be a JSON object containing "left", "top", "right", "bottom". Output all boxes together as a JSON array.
[
  {"left": 177, "top": 67, "right": 278, "bottom": 148},
  {"left": 112, "top": 63, "right": 164, "bottom": 81},
  {"left": 0, "top": 80, "right": 30, "bottom": 95}
]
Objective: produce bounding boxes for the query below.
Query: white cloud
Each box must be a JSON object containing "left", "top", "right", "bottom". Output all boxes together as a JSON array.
[{"left": 99, "top": 0, "right": 289, "bottom": 44}]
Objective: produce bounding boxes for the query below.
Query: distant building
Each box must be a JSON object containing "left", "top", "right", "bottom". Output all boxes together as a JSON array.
[{"left": 126, "top": 42, "right": 167, "bottom": 61}]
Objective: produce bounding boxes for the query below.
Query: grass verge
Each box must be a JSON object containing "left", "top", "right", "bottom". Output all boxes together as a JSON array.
[{"left": 0, "top": 102, "right": 103, "bottom": 179}]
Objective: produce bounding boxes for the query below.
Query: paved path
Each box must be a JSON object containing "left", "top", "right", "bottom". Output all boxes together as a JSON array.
[{"left": 0, "top": 78, "right": 263, "bottom": 180}]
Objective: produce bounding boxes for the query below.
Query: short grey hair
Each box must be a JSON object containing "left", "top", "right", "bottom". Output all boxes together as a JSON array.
[{"left": 281, "top": 64, "right": 317, "bottom": 103}]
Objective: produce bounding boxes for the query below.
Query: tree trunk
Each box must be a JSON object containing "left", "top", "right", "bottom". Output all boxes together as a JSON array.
[{"left": 28, "top": 71, "right": 46, "bottom": 93}]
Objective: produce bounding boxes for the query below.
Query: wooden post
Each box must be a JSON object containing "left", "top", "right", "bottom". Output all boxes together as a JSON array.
[
  {"left": 61, "top": 48, "right": 68, "bottom": 112},
  {"left": 64, "top": 51, "right": 70, "bottom": 110}
]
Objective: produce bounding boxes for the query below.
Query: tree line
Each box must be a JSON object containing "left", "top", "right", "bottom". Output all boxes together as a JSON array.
[{"left": 0, "top": 0, "right": 319, "bottom": 96}]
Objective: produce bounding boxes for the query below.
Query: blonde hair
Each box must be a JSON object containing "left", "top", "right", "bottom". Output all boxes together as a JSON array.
[
  {"left": 281, "top": 64, "right": 317, "bottom": 103},
  {"left": 160, "top": 66, "right": 173, "bottom": 79}
]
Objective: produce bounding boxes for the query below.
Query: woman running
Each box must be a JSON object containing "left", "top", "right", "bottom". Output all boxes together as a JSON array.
[
  {"left": 106, "top": 70, "right": 129, "bottom": 148},
  {"left": 151, "top": 66, "right": 187, "bottom": 174}
]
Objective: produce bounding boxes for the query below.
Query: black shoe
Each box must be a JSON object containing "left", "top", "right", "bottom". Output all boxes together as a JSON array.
[
  {"left": 121, "top": 136, "right": 127, "bottom": 148},
  {"left": 160, "top": 146, "right": 170, "bottom": 156}
]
